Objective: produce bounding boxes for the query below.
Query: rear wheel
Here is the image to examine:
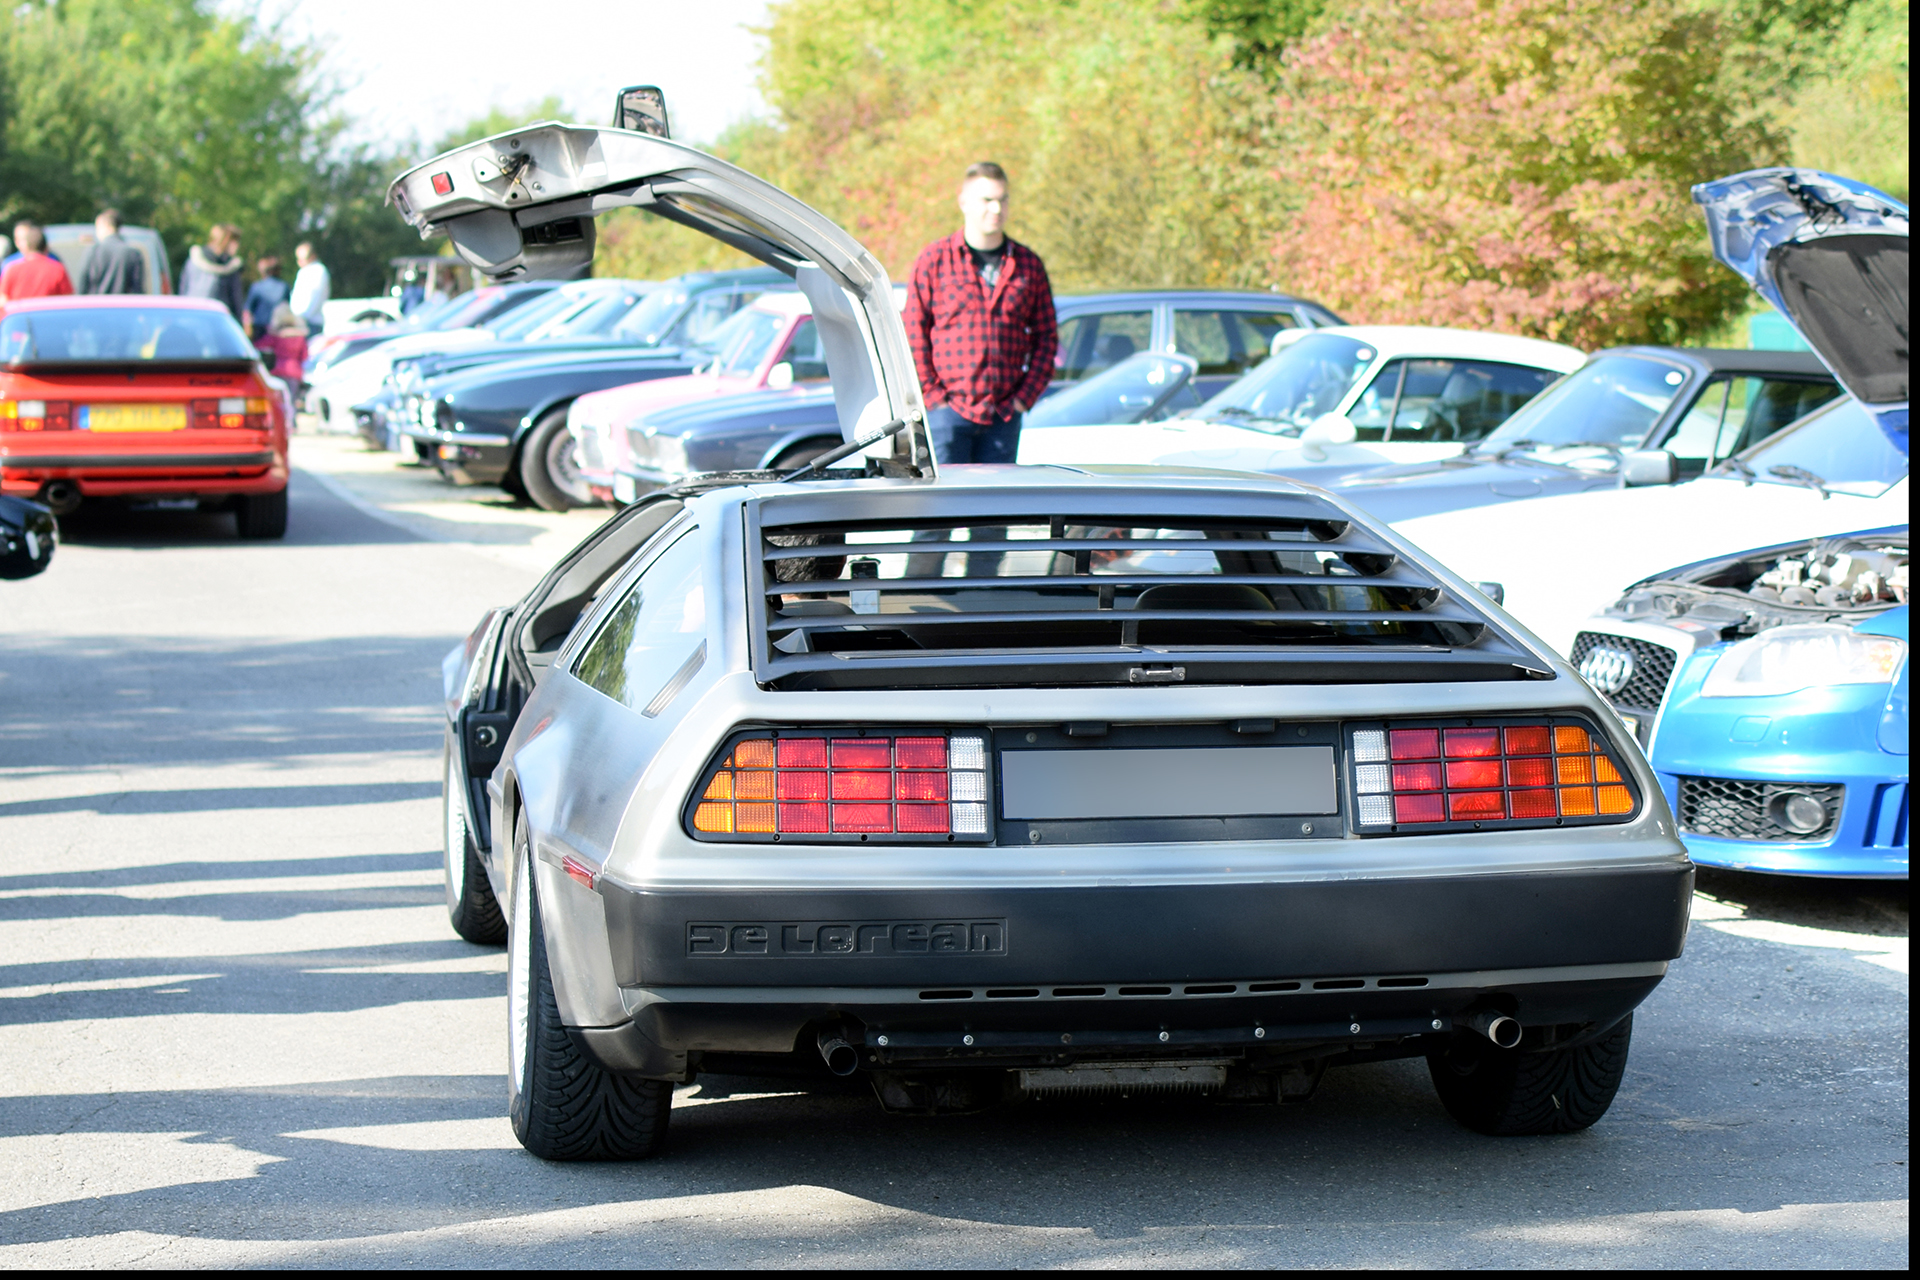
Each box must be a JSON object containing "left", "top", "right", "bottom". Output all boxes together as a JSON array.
[
  {"left": 235, "top": 488, "right": 288, "bottom": 539},
  {"left": 443, "top": 748, "right": 506, "bottom": 945},
  {"left": 517, "top": 409, "right": 591, "bottom": 512},
  {"left": 507, "top": 813, "right": 671, "bottom": 1160},
  {"left": 1427, "top": 1015, "right": 1633, "bottom": 1135}
]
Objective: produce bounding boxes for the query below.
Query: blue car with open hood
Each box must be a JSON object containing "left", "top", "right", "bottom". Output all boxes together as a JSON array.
[{"left": 1571, "top": 168, "right": 1908, "bottom": 877}]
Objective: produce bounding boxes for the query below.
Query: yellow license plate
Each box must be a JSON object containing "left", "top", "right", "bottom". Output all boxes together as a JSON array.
[{"left": 87, "top": 403, "right": 187, "bottom": 432}]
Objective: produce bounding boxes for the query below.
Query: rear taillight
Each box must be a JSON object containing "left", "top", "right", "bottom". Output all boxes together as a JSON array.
[
  {"left": 1349, "top": 718, "right": 1636, "bottom": 832},
  {"left": 0, "top": 400, "right": 72, "bottom": 431},
  {"left": 689, "top": 731, "right": 990, "bottom": 842},
  {"left": 190, "top": 398, "right": 270, "bottom": 429}
]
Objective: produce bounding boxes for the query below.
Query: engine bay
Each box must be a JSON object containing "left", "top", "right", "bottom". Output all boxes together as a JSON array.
[{"left": 1601, "top": 531, "right": 1908, "bottom": 638}]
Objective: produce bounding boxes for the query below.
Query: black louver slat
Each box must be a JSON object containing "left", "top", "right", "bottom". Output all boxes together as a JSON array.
[{"left": 745, "top": 488, "right": 1544, "bottom": 690}]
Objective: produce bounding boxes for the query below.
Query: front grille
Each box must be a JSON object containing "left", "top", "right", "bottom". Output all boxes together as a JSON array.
[
  {"left": 1678, "top": 776, "right": 1844, "bottom": 843},
  {"left": 1570, "top": 632, "right": 1678, "bottom": 713}
]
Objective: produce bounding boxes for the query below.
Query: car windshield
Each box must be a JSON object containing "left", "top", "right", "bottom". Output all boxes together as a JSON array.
[
  {"left": 488, "top": 289, "right": 583, "bottom": 341},
  {"left": 1191, "top": 333, "right": 1375, "bottom": 434},
  {"left": 537, "top": 290, "right": 650, "bottom": 340},
  {"left": 1476, "top": 355, "right": 1685, "bottom": 453},
  {"left": 611, "top": 288, "right": 688, "bottom": 346},
  {"left": 700, "top": 307, "right": 789, "bottom": 378},
  {"left": 1027, "top": 353, "right": 1199, "bottom": 428},
  {"left": 1718, "top": 396, "right": 1909, "bottom": 497},
  {"left": 0, "top": 306, "right": 256, "bottom": 365}
]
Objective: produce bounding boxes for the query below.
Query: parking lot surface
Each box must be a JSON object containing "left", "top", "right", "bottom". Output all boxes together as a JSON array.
[{"left": 0, "top": 453, "right": 1906, "bottom": 1267}]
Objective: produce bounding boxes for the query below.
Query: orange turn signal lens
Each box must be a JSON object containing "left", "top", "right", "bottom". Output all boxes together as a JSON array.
[
  {"left": 1557, "top": 755, "right": 1592, "bottom": 785},
  {"left": 693, "top": 802, "right": 733, "bottom": 833},
  {"left": 736, "top": 803, "right": 776, "bottom": 833},
  {"left": 1559, "top": 787, "right": 1596, "bottom": 816},
  {"left": 1554, "top": 725, "right": 1590, "bottom": 754},
  {"left": 1596, "top": 755, "right": 1622, "bottom": 783},
  {"left": 1598, "top": 785, "right": 1633, "bottom": 814}
]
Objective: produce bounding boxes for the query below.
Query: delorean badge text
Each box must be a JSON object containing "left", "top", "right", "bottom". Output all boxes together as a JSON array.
[{"left": 687, "top": 920, "right": 1007, "bottom": 957}]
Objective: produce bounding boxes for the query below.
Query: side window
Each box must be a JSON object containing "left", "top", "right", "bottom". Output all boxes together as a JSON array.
[
  {"left": 1055, "top": 310, "right": 1153, "bottom": 381},
  {"left": 1388, "top": 360, "right": 1559, "bottom": 443},
  {"left": 1172, "top": 310, "right": 1235, "bottom": 376},
  {"left": 1346, "top": 360, "right": 1404, "bottom": 442},
  {"left": 1719, "top": 377, "right": 1843, "bottom": 456},
  {"left": 779, "top": 318, "right": 830, "bottom": 382},
  {"left": 573, "top": 529, "right": 707, "bottom": 713}
]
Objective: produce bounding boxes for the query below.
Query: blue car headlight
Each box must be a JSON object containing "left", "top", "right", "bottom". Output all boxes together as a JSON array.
[{"left": 1700, "top": 624, "right": 1906, "bottom": 698}]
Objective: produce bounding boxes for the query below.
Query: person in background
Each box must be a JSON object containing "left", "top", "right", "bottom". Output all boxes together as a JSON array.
[
  {"left": 902, "top": 160, "right": 1056, "bottom": 576},
  {"left": 180, "top": 224, "right": 245, "bottom": 320},
  {"left": 1, "top": 222, "right": 74, "bottom": 301},
  {"left": 79, "top": 209, "right": 146, "bottom": 294},
  {"left": 397, "top": 265, "right": 426, "bottom": 316},
  {"left": 265, "top": 302, "right": 309, "bottom": 390},
  {"left": 290, "top": 242, "right": 330, "bottom": 335},
  {"left": 244, "top": 256, "right": 289, "bottom": 346}
]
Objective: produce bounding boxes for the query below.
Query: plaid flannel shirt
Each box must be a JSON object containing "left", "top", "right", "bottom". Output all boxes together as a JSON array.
[{"left": 903, "top": 231, "right": 1057, "bottom": 425}]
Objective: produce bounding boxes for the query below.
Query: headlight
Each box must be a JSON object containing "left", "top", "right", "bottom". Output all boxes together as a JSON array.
[{"left": 1700, "top": 625, "right": 1906, "bottom": 698}]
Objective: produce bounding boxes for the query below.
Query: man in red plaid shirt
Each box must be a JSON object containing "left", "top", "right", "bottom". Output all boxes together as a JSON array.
[{"left": 902, "top": 161, "right": 1057, "bottom": 466}]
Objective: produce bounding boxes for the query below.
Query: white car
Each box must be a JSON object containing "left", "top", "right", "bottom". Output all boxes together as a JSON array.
[
  {"left": 1017, "top": 326, "right": 1584, "bottom": 482},
  {"left": 1393, "top": 167, "right": 1909, "bottom": 659}
]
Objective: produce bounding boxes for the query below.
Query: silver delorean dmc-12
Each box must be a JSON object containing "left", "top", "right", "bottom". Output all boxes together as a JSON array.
[{"left": 402, "top": 88, "right": 1692, "bottom": 1161}]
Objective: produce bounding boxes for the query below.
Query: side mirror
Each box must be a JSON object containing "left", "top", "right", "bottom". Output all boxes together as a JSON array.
[
  {"left": 1473, "top": 581, "right": 1506, "bottom": 606},
  {"left": 1621, "top": 449, "right": 1676, "bottom": 487},
  {"left": 765, "top": 361, "right": 794, "bottom": 390},
  {"left": 613, "top": 85, "right": 671, "bottom": 137},
  {"left": 1297, "top": 413, "right": 1357, "bottom": 461}
]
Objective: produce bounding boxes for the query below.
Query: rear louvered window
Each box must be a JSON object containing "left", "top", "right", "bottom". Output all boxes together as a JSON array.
[{"left": 746, "top": 489, "right": 1540, "bottom": 690}]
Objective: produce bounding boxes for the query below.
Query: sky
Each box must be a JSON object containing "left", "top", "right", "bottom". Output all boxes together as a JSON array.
[{"left": 244, "top": 0, "right": 772, "bottom": 151}]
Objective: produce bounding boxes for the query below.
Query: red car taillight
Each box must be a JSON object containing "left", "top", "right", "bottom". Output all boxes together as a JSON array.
[
  {"left": 689, "top": 731, "right": 990, "bottom": 842},
  {"left": 1349, "top": 718, "right": 1636, "bottom": 832},
  {"left": 190, "top": 398, "right": 270, "bottom": 429},
  {"left": 0, "top": 400, "right": 72, "bottom": 431}
]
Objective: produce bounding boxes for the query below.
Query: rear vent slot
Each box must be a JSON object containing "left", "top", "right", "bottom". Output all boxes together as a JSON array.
[
  {"left": 1052, "top": 986, "right": 1105, "bottom": 997},
  {"left": 1117, "top": 985, "right": 1175, "bottom": 996},
  {"left": 748, "top": 492, "right": 1540, "bottom": 690},
  {"left": 1311, "top": 979, "right": 1366, "bottom": 990},
  {"left": 1183, "top": 984, "right": 1237, "bottom": 995},
  {"left": 1249, "top": 981, "right": 1303, "bottom": 992},
  {"left": 1376, "top": 977, "right": 1430, "bottom": 989},
  {"left": 986, "top": 988, "right": 1041, "bottom": 999},
  {"left": 917, "top": 989, "right": 973, "bottom": 1001}
]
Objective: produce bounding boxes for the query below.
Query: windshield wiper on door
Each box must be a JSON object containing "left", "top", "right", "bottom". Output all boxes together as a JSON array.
[
  {"left": 1767, "top": 464, "right": 1833, "bottom": 499},
  {"left": 1708, "top": 455, "right": 1756, "bottom": 485}
]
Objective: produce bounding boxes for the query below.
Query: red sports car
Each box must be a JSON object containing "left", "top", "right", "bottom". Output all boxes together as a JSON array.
[{"left": 0, "top": 296, "right": 290, "bottom": 538}]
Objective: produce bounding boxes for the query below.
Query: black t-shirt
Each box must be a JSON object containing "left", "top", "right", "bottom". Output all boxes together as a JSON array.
[{"left": 967, "top": 240, "right": 1006, "bottom": 289}]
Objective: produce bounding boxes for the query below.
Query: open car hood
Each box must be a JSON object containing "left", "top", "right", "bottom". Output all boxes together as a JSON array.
[
  {"left": 1694, "top": 168, "right": 1908, "bottom": 453},
  {"left": 388, "top": 121, "right": 932, "bottom": 475}
]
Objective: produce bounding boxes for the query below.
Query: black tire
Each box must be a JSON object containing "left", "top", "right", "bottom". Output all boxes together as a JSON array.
[
  {"left": 235, "top": 488, "right": 289, "bottom": 539},
  {"left": 443, "top": 748, "right": 506, "bottom": 945},
  {"left": 507, "top": 814, "right": 671, "bottom": 1160},
  {"left": 1427, "top": 1015, "right": 1633, "bottom": 1136},
  {"left": 769, "top": 439, "right": 839, "bottom": 472},
  {"left": 516, "top": 409, "right": 590, "bottom": 512}
]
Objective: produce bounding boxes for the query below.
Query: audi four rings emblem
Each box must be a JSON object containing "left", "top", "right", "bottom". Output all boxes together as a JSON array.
[{"left": 1579, "top": 647, "right": 1636, "bottom": 696}]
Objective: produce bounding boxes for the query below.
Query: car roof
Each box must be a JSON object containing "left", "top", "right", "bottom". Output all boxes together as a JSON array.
[
  {"left": 1, "top": 294, "right": 230, "bottom": 315},
  {"left": 1590, "top": 346, "right": 1835, "bottom": 376},
  {"left": 1302, "top": 325, "right": 1587, "bottom": 368},
  {"left": 1057, "top": 289, "right": 1317, "bottom": 307}
]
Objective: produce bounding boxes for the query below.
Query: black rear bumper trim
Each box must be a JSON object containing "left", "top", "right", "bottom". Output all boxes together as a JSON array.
[{"left": 2, "top": 452, "right": 275, "bottom": 470}]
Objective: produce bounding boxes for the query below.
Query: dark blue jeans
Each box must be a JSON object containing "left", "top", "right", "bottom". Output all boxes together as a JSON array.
[{"left": 910, "top": 405, "right": 1023, "bottom": 577}]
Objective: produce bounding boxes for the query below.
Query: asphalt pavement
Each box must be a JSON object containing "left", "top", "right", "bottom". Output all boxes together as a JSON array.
[{"left": 0, "top": 437, "right": 1907, "bottom": 1266}]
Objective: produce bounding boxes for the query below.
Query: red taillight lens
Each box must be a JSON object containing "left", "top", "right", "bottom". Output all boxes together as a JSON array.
[
  {"left": 190, "top": 398, "right": 265, "bottom": 429},
  {"left": 1, "top": 400, "right": 70, "bottom": 431},
  {"left": 1353, "top": 719, "right": 1635, "bottom": 831},
  {"left": 691, "top": 732, "right": 989, "bottom": 840}
]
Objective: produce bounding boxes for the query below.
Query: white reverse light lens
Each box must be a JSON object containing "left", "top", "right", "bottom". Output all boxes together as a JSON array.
[
  {"left": 1701, "top": 625, "right": 1906, "bottom": 698},
  {"left": 1356, "top": 795, "right": 1394, "bottom": 826},
  {"left": 1354, "top": 764, "right": 1390, "bottom": 794},
  {"left": 1352, "top": 730, "right": 1387, "bottom": 762},
  {"left": 950, "top": 771, "right": 986, "bottom": 802},
  {"left": 949, "top": 736, "right": 985, "bottom": 770},
  {"left": 951, "top": 802, "right": 988, "bottom": 834}
]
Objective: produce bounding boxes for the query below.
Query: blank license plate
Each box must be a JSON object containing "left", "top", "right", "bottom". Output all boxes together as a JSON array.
[
  {"left": 85, "top": 403, "right": 186, "bottom": 432},
  {"left": 1000, "top": 746, "right": 1337, "bottom": 820}
]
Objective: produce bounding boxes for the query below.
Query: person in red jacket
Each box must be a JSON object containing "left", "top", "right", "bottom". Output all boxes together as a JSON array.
[
  {"left": 902, "top": 161, "right": 1056, "bottom": 576},
  {"left": 2, "top": 222, "right": 74, "bottom": 301}
]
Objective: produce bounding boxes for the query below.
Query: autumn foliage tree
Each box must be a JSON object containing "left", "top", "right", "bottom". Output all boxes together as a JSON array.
[{"left": 1264, "top": 0, "right": 1781, "bottom": 346}]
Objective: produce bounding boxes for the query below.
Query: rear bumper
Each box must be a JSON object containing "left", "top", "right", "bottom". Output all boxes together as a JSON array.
[
  {"left": 1, "top": 449, "right": 285, "bottom": 496},
  {"left": 587, "top": 863, "right": 1691, "bottom": 1075}
]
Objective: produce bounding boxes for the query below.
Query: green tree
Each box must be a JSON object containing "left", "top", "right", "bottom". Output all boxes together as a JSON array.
[
  {"left": 1264, "top": 0, "right": 1781, "bottom": 347},
  {"left": 0, "top": 0, "right": 416, "bottom": 295}
]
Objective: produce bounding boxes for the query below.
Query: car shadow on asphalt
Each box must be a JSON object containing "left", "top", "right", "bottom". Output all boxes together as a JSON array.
[{"left": 1694, "top": 867, "right": 1908, "bottom": 939}]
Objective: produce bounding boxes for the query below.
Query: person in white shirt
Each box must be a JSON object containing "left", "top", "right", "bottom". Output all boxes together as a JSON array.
[{"left": 289, "top": 242, "right": 331, "bottom": 334}]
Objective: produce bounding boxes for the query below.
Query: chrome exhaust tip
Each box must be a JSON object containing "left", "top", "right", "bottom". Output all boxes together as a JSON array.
[
  {"left": 1461, "top": 1010, "right": 1523, "bottom": 1049},
  {"left": 816, "top": 1030, "right": 860, "bottom": 1076}
]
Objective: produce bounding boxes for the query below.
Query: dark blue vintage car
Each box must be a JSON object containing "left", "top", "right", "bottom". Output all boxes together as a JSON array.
[{"left": 393, "top": 268, "right": 797, "bottom": 509}]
